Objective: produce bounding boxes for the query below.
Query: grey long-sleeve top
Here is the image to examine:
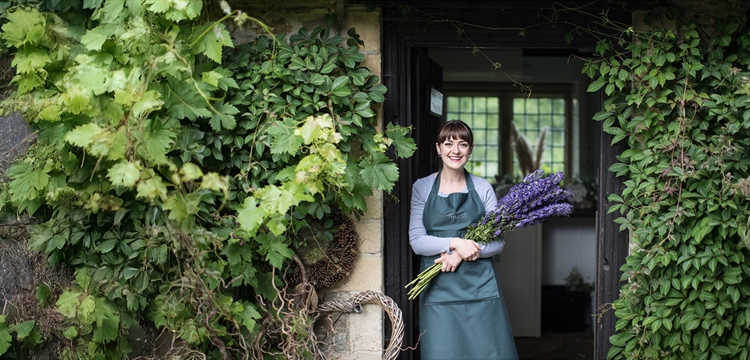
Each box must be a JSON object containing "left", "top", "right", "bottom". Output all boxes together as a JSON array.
[{"left": 408, "top": 172, "right": 505, "bottom": 258}]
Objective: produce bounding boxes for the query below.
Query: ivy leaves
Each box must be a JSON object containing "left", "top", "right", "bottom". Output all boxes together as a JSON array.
[
  {"left": 1, "top": 0, "right": 416, "bottom": 356},
  {"left": 586, "top": 19, "right": 750, "bottom": 360}
]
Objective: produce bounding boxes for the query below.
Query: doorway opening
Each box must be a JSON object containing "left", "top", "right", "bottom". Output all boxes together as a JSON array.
[
  {"left": 380, "top": 2, "right": 635, "bottom": 359},
  {"left": 434, "top": 48, "right": 598, "bottom": 359}
]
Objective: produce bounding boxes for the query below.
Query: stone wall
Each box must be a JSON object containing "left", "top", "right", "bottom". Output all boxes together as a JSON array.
[{"left": 230, "top": 2, "right": 387, "bottom": 359}]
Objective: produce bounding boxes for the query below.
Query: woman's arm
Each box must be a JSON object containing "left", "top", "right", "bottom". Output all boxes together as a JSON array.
[{"left": 408, "top": 176, "right": 451, "bottom": 256}]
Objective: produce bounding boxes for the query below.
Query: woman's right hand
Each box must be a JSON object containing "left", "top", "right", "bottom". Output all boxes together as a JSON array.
[
  {"left": 449, "top": 237, "right": 480, "bottom": 260},
  {"left": 435, "top": 252, "right": 463, "bottom": 272}
]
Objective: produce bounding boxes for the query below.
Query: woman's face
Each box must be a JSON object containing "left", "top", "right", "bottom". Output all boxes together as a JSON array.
[{"left": 436, "top": 136, "right": 473, "bottom": 172}]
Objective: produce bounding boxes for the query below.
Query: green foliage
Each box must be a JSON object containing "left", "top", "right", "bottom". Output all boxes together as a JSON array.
[
  {"left": 0, "top": 1, "right": 415, "bottom": 359},
  {"left": 585, "top": 16, "right": 750, "bottom": 360}
]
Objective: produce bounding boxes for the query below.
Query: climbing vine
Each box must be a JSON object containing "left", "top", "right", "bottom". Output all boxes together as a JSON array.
[
  {"left": 0, "top": 0, "right": 414, "bottom": 359},
  {"left": 584, "top": 6, "right": 750, "bottom": 360}
]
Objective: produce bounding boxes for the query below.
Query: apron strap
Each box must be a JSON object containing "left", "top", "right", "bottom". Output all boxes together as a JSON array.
[{"left": 429, "top": 169, "right": 474, "bottom": 195}]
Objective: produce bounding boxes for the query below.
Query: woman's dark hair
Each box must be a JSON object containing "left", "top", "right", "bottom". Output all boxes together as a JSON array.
[{"left": 437, "top": 119, "right": 473, "bottom": 145}]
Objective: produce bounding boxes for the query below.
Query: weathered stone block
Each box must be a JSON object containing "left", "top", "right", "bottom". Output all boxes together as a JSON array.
[
  {"left": 343, "top": 7, "right": 381, "bottom": 53},
  {"left": 361, "top": 190, "right": 382, "bottom": 220},
  {"left": 0, "top": 112, "right": 34, "bottom": 173},
  {"left": 348, "top": 301, "right": 385, "bottom": 360},
  {"left": 330, "top": 254, "right": 382, "bottom": 292},
  {"left": 353, "top": 218, "right": 382, "bottom": 254}
]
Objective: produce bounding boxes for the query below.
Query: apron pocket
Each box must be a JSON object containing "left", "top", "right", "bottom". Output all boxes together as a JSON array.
[{"left": 421, "top": 256, "right": 500, "bottom": 305}]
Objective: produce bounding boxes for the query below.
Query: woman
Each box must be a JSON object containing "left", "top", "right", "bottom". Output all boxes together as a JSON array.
[{"left": 408, "top": 120, "right": 518, "bottom": 360}]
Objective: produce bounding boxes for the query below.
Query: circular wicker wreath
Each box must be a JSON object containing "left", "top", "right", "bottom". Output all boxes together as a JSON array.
[{"left": 286, "top": 208, "right": 359, "bottom": 292}]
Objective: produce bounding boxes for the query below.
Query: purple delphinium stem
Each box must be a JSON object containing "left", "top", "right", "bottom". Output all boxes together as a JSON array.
[{"left": 466, "top": 170, "right": 573, "bottom": 244}]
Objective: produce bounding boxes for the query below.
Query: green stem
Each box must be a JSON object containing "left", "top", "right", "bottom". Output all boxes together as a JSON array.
[{"left": 405, "top": 263, "right": 443, "bottom": 300}]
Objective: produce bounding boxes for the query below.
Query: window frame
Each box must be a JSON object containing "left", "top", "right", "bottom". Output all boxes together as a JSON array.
[{"left": 442, "top": 82, "right": 575, "bottom": 181}]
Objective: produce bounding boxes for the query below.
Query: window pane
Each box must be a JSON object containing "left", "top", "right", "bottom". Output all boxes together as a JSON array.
[
  {"left": 446, "top": 96, "right": 500, "bottom": 181},
  {"left": 511, "top": 97, "right": 565, "bottom": 177}
]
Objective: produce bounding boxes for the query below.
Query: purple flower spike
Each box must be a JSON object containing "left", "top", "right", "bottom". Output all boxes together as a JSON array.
[{"left": 465, "top": 171, "right": 574, "bottom": 244}]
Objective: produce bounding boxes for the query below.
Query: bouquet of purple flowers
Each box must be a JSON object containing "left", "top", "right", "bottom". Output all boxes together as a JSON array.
[{"left": 405, "top": 170, "right": 574, "bottom": 300}]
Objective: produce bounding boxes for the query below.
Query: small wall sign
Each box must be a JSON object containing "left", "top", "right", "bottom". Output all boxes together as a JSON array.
[{"left": 429, "top": 86, "right": 444, "bottom": 117}]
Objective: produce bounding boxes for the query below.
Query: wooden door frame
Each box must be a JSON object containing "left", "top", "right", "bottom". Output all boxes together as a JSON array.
[{"left": 380, "top": 2, "right": 637, "bottom": 359}]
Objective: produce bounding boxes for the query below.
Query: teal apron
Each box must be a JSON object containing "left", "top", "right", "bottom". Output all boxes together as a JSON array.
[{"left": 418, "top": 171, "right": 518, "bottom": 360}]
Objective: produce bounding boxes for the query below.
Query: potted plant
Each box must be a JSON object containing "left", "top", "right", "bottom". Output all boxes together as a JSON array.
[{"left": 542, "top": 267, "right": 594, "bottom": 332}]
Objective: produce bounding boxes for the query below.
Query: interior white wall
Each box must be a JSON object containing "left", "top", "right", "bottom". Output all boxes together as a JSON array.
[{"left": 541, "top": 216, "right": 597, "bottom": 285}]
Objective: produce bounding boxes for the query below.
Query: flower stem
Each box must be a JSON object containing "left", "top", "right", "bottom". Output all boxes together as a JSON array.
[{"left": 405, "top": 263, "right": 442, "bottom": 300}]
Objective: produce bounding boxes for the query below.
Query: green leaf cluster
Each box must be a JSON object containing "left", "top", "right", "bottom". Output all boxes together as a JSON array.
[
  {"left": 585, "top": 16, "right": 750, "bottom": 360},
  {"left": 0, "top": 2, "right": 415, "bottom": 359}
]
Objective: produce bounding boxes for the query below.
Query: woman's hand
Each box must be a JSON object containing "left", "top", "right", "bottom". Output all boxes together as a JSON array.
[
  {"left": 435, "top": 252, "right": 463, "bottom": 272},
  {"left": 449, "top": 237, "right": 481, "bottom": 261}
]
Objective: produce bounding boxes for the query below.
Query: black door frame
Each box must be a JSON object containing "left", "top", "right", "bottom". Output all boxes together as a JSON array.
[{"left": 381, "top": 2, "right": 635, "bottom": 359}]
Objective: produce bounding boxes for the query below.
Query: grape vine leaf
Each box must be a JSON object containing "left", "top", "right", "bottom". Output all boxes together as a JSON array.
[
  {"left": 108, "top": 161, "right": 141, "bottom": 187},
  {"left": 359, "top": 153, "right": 399, "bottom": 192},
  {"left": 56, "top": 290, "right": 83, "bottom": 319},
  {"left": 193, "top": 23, "right": 233, "bottom": 63},
  {"left": 136, "top": 176, "right": 168, "bottom": 201},
  {"left": 0, "top": 327, "right": 10, "bottom": 355},
  {"left": 65, "top": 123, "right": 105, "bottom": 148},
  {"left": 12, "top": 49, "right": 51, "bottom": 74},
  {"left": 208, "top": 100, "right": 239, "bottom": 131},
  {"left": 14, "top": 320, "right": 36, "bottom": 341},
  {"left": 163, "top": 77, "right": 212, "bottom": 120},
  {"left": 267, "top": 118, "right": 302, "bottom": 155},
  {"left": 257, "top": 233, "right": 292, "bottom": 269},
  {"left": 236, "top": 197, "right": 265, "bottom": 235},
  {"left": 385, "top": 122, "right": 417, "bottom": 158},
  {"left": 241, "top": 303, "right": 261, "bottom": 331},
  {"left": 0, "top": 8, "right": 46, "bottom": 48}
]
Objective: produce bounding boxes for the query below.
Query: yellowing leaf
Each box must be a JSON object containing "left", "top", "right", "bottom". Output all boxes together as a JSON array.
[
  {"left": 108, "top": 161, "right": 141, "bottom": 187},
  {"left": 65, "top": 123, "right": 105, "bottom": 148},
  {"left": 78, "top": 295, "right": 96, "bottom": 324},
  {"left": 132, "top": 90, "right": 163, "bottom": 118},
  {"left": 63, "top": 86, "right": 92, "bottom": 114},
  {"left": 257, "top": 185, "right": 294, "bottom": 215},
  {"left": 202, "top": 70, "right": 222, "bottom": 87},
  {"left": 180, "top": 163, "right": 203, "bottom": 182},
  {"left": 295, "top": 115, "right": 325, "bottom": 144},
  {"left": 136, "top": 176, "right": 168, "bottom": 201},
  {"left": 200, "top": 172, "right": 229, "bottom": 197},
  {"left": 56, "top": 290, "right": 83, "bottom": 319},
  {"left": 236, "top": 197, "right": 265, "bottom": 235},
  {"left": 11, "top": 48, "right": 51, "bottom": 74},
  {"left": 80, "top": 26, "right": 114, "bottom": 51},
  {"left": 1, "top": 8, "right": 46, "bottom": 48}
]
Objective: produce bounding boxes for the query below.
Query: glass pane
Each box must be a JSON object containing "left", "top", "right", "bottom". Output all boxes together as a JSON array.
[
  {"left": 446, "top": 96, "right": 500, "bottom": 182},
  {"left": 511, "top": 96, "right": 566, "bottom": 177}
]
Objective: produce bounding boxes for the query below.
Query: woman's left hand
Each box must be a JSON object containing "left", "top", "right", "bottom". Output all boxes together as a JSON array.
[{"left": 435, "top": 252, "right": 463, "bottom": 272}]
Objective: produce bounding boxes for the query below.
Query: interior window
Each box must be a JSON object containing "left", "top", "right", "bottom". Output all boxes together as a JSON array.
[
  {"left": 511, "top": 96, "right": 566, "bottom": 176},
  {"left": 445, "top": 96, "right": 500, "bottom": 180},
  {"left": 446, "top": 93, "right": 569, "bottom": 182}
]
